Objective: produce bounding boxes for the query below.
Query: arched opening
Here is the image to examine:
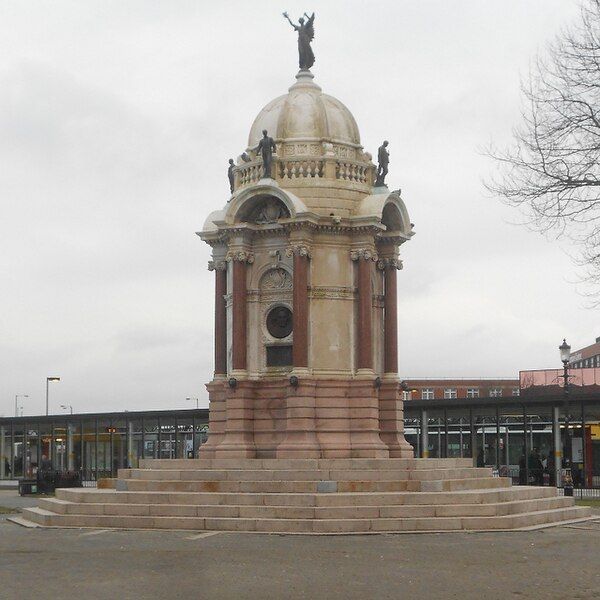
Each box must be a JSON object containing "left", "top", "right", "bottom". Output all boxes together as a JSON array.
[
  {"left": 236, "top": 195, "right": 291, "bottom": 224},
  {"left": 381, "top": 203, "right": 403, "bottom": 232}
]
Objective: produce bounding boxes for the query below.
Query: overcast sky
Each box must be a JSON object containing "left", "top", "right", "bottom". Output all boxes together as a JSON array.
[{"left": 1, "top": 0, "right": 595, "bottom": 416}]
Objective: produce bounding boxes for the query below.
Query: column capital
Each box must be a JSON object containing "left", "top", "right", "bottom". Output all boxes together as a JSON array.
[
  {"left": 377, "top": 257, "right": 403, "bottom": 270},
  {"left": 286, "top": 244, "right": 312, "bottom": 259},
  {"left": 350, "top": 248, "right": 378, "bottom": 262},
  {"left": 208, "top": 260, "right": 227, "bottom": 271},
  {"left": 226, "top": 250, "right": 254, "bottom": 264}
]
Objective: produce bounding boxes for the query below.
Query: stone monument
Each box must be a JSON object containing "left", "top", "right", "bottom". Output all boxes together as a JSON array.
[
  {"left": 20, "top": 15, "right": 591, "bottom": 533},
  {"left": 199, "top": 30, "right": 413, "bottom": 459}
]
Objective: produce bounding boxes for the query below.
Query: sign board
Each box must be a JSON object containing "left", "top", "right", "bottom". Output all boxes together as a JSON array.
[{"left": 571, "top": 438, "right": 583, "bottom": 463}]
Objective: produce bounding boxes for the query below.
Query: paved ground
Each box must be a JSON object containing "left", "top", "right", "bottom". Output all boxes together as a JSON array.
[
  {"left": 0, "top": 490, "right": 41, "bottom": 511},
  {"left": 1, "top": 513, "right": 600, "bottom": 600}
]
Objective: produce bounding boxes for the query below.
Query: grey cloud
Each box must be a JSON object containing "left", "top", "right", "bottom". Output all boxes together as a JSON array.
[{"left": 0, "top": 1, "right": 595, "bottom": 415}]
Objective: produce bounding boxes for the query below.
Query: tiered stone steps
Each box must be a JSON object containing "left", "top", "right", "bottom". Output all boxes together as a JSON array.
[{"left": 20, "top": 458, "right": 592, "bottom": 533}]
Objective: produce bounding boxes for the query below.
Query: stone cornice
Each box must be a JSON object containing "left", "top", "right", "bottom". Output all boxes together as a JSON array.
[{"left": 309, "top": 286, "right": 356, "bottom": 300}]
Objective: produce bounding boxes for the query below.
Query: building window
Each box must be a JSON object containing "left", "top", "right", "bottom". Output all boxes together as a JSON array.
[
  {"left": 421, "top": 388, "right": 434, "bottom": 400},
  {"left": 489, "top": 388, "right": 502, "bottom": 398},
  {"left": 443, "top": 388, "right": 457, "bottom": 399},
  {"left": 512, "top": 388, "right": 520, "bottom": 396},
  {"left": 466, "top": 388, "right": 479, "bottom": 398}
]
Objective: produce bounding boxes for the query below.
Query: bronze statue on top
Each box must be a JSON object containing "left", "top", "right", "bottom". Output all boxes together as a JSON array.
[{"left": 283, "top": 11, "right": 315, "bottom": 71}]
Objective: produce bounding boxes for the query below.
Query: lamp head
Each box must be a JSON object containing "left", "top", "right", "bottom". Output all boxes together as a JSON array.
[{"left": 559, "top": 339, "right": 571, "bottom": 364}]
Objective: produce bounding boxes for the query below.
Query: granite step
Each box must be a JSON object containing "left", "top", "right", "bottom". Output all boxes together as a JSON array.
[
  {"left": 55, "top": 485, "right": 556, "bottom": 508},
  {"left": 121, "top": 467, "right": 493, "bottom": 482},
  {"left": 137, "top": 458, "right": 475, "bottom": 471},
  {"left": 21, "top": 505, "right": 592, "bottom": 533},
  {"left": 37, "top": 495, "right": 575, "bottom": 520},
  {"left": 112, "top": 476, "right": 510, "bottom": 494}
]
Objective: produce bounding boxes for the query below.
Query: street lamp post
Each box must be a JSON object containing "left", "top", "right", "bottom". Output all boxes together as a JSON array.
[
  {"left": 559, "top": 338, "right": 574, "bottom": 495},
  {"left": 186, "top": 397, "right": 199, "bottom": 409},
  {"left": 46, "top": 377, "right": 60, "bottom": 416},
  {"left": 60, "top": 404, "right": 73, "bottom": 415},
  {"left": 14, "top": 394, "right": 29, "bottom": 417}
]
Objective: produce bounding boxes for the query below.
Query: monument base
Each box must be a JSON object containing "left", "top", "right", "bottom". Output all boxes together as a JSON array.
[
  {"left": 21, "top": 457, "right": 592, "bottom": 533},
  {"left": 202, "top": 377, "right": 413, "bottom": 459}
]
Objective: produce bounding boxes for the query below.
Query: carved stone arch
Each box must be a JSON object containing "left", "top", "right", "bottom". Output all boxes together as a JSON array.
[
  {"left": 226, "top": 184, "right": 307, "bottom": 225},
  {"left": 237, "top": 194, "right": 291, "bottom": 224},
  {"left": 250, "top": 261, "right": 293, "bottom": 289},
  {"left": 381, "top": 202, "right": 403, "bottom": 232},
  {"left": 259, "top": 267, "right": 293, "bottom": 291}
]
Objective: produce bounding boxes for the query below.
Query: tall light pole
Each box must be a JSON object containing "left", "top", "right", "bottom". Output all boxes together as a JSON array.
[
  {"left": 60, "top": 404, "right": 73, "bottom": 415},
  {"left": 559, "top": 338, "right": 574, "bottom": 494},
  {"left": 15, "top": 394, "right": 28, "bottom": 417},
  {"left": 46, "top": 377, "right": 60, "bottom": 416},
  {"left": 186, "top": 396, "right": 199, "bottom": 409}
]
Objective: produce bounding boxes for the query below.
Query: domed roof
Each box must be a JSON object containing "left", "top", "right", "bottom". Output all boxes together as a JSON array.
[{"left": 247, "top": 71, "right": 361, "bottom": 150}]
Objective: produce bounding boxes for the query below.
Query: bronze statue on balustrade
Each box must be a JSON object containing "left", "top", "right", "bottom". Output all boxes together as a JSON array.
[
  {"left": 256, "top": 130, "right": 277, "bottom": 179},
  {"left": 375, "top": 140, "right": 390, "bottom": 187}
]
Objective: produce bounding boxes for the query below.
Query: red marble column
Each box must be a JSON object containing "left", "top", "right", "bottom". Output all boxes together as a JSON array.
[
  {"left": 232, "top": 257, "right": 247, "bottom": 371},
  {"left": 292, "top": 251, "right": 309, "bottom": 368},
  {"left": 384, "top": 265, "right": 398, "bottom": 374},
  {"left": 357, "top": 255, "right": 373, "bottom": 370},
  {"left": 214, "top": 265, "right": 227, "bottom": 376}
]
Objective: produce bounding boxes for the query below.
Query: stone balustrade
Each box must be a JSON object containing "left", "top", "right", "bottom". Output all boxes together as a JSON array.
[
  {"left": 233, "top": 156, "right": 375, "bottom": 191},
  {"left": 278, "top": 159, "right": 324, "bottom": 180},
  {"left": 336, "top": 160, "right": 374, "bottom": 185},
  {"left": 235, "top": 161, "right": 263, "bottom": 187}
]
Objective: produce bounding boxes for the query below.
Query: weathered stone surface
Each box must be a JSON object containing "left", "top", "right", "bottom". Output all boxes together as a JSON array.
[{"left": 23, "top": 458, "right": 592, "bottom": 533}]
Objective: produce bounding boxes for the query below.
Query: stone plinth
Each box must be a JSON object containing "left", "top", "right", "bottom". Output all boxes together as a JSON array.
[{"left": 201, "top": 378, "right": 412, "bottom": 459}]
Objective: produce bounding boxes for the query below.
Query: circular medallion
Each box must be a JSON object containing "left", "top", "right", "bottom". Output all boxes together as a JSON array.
[{"left": 266, "top": 306, "right": 293, "bottom": 339}]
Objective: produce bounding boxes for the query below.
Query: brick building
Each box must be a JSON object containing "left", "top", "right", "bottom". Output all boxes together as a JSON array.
[
  {"left": 569, "top": 337, "right": 600, "bottom": 369},
  {"left": 402, "top": 378, "right": 520, "bottom": 400}
]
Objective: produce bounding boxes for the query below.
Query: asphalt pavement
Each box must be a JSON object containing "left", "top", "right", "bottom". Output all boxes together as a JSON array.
[{"left": 1, "top": 515, "right": 599, "bottom": 599}]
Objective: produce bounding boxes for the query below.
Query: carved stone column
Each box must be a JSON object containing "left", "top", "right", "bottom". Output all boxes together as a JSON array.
[
  {"left": 376, "top": 254, "right": 412, "bottom": 457},
  {"left": 212, "top": 250, "right": 256, "bottom": 458},
  {"left": 377, "top": 256, "right": 402, "bottom": 374},
  {"left": 209, "top": 260, "right": 227, "bottom": 377},
  {"left": 228, "top": 250, "right": 253, "bottom": 373},
  {"left": 351, "top": 248, "right": 377, "bottom": 373},
  {"left": 277, "top": 243, "right": 320, "bottom": 457},
  {"left": 287, "top": 244, "right": 311, "bottom": 369}
]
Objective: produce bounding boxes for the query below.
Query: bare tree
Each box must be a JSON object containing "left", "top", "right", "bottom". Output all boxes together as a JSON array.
[{"left": 486, "top": 0, "right": 600, "bottom": 297}]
